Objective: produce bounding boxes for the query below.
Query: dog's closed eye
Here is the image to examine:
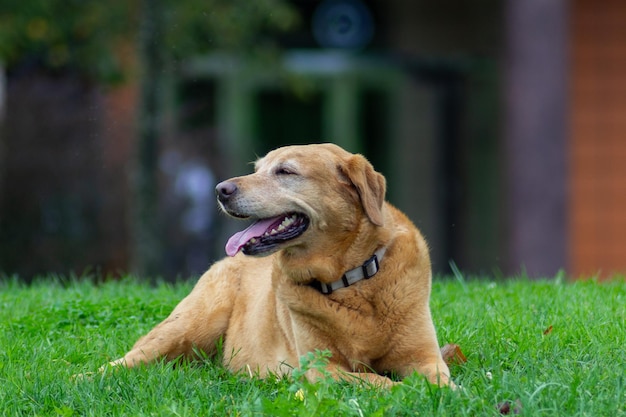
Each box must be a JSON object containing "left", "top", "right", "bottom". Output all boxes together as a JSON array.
[{"left": 275, "top": 165, "right": 298, "bottom": 176}]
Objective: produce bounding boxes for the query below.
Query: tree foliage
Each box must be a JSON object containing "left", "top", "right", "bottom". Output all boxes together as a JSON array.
[
  {"left": 0, "top": 0, "right": 298, "bottom": 82},
  {"left": 0, "top": 0, "right": 136, "bottom": 81}
]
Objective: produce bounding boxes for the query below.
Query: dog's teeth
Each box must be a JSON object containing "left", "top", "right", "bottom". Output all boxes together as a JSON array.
[
  {"left": 259, "top": 215, "right": 299, "bottom": 239},
  {"left": 282, "top": 216, "right": 295, "bottom": 227},
  {"left": 249, "top": 238, "right": 257, "bottom": 243}
]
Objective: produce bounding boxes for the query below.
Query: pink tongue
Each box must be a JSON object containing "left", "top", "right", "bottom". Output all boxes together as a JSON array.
[{"left": 225, "top": 216, "right": 282, "bottom": 256}]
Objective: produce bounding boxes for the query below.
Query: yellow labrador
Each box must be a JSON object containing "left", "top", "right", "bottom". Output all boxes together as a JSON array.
[{"left": 108, "top": 143, "right": 452, "bottom": 387}]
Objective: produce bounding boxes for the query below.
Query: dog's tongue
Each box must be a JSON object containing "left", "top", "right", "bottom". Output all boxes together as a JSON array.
[{"left": 225, "top": 216, "right": 281, "bottom": 256}]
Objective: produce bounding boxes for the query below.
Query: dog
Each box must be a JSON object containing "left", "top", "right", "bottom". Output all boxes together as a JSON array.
[{"left": 107, "top": 143, "right": 452, "bottom": 387}]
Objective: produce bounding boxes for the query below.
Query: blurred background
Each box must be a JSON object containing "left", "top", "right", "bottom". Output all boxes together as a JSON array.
[{"left": 0, "top": 0, "right": 624, "bottom": 281}]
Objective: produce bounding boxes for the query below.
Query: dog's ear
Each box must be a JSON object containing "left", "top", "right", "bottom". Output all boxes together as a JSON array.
[{"left": 339, "top": 154, "right": 386, "bottom": 226}]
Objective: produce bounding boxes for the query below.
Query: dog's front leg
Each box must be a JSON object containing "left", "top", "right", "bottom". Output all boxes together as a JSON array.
[
  {"left": 107, "top": 312, "right": 192, "bottom": 369},
  {"left": 305, "top": 365, "right": 396, "bottom": 388},
  {"left": 105, "top": 270, "right": 235, "bottom": 370}
]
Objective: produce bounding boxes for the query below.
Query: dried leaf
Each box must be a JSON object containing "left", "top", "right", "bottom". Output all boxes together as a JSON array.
[
  {"left": 496, "top": 399, "right": 522, "bottom": 415},
  {"left": 440, "top": 343, "right": 467, "bottom": 366}
]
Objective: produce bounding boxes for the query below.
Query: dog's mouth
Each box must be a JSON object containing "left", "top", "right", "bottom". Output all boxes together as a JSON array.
[{"left": 225, "top": 212, "right": 310, "bottom": 257}]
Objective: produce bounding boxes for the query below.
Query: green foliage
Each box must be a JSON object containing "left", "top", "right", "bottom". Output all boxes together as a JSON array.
[
  {"left": 0, "top": 276, "right": 625, "bottom": 416},
  {"left": 0, "top": 0, "right": 298, "bottom": 82},
  {"left": 0, "top": 0, "right": 136, "bottom": 81},
  {"left": 257, "top": 350, "right": 354, "bottom": 417},
  {"left": 164, "top": 0, "right": 299, "bottom": 58}
]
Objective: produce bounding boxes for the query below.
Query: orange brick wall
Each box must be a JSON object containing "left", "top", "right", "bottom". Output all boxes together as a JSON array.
[{"left": 570, "top": 0, "right": 626, "bottom": 278}]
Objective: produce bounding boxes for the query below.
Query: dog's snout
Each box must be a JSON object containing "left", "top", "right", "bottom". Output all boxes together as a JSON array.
[{"left": 216, "top": 181, "right": 238, "bottom": 202}]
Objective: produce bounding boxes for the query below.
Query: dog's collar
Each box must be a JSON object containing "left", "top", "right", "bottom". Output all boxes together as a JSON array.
[{"left": 309, "top": 247, "right": 387, "bottom": 295}]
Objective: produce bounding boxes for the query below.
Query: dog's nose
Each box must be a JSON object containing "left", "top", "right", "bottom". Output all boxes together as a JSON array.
[{"left": 216, "top": 181, "right": 238, "bottom": 202}]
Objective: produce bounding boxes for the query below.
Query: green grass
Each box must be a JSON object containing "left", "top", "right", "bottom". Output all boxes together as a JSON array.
[{"left": 1, "top": 275, "right": 625, "bottom": 416}]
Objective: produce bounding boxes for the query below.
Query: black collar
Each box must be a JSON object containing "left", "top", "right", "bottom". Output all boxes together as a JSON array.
[{"left": 309, "top": 248, "right": 387, "bottom": 295}]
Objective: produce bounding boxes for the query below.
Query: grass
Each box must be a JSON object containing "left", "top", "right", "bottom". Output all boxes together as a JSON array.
[{"left": 1, "top": 274, "right": 625, "bottom": 416}]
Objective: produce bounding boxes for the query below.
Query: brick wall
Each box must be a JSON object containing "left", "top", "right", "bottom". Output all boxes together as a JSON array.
[{"left": 570, "top": 0, "right": 626, "bottom": 277}]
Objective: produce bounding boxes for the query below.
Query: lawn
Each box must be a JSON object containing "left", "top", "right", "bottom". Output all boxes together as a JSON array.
[{"left": 1, "top": 274, "right": 625, "bottom": 416}]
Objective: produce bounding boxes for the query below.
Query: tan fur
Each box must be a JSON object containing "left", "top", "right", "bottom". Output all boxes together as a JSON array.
[{"left": 108, "top": 143, "right": 452, "bottom": 388}]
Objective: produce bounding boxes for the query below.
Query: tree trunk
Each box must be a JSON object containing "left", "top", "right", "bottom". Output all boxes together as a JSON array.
[
  {"left": 0, "top": 63, "right": 6, "bottom": 214},
  {"left": 504, "top": 0, "right": 568, "bottom": 278},
  {"left": 132, "top": 0, "right": 165, "bottom": 278}
]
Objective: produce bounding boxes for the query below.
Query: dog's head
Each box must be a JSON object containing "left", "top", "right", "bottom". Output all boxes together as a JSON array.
[{"left": 216, "top": 143, "right": 386, "bottom": 258}]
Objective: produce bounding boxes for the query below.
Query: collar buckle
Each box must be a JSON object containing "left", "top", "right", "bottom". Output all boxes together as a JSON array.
[
  {"left": 309, "top": 247, "right": 386, "bottom": 295},
  {"left": 362, "top": 254, "right": 380, "bottom": 279}
]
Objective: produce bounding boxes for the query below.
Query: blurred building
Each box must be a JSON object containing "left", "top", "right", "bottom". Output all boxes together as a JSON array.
[{"left": 0, "top": 0, "right": 624, "bottom": 279}]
